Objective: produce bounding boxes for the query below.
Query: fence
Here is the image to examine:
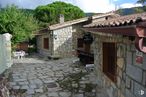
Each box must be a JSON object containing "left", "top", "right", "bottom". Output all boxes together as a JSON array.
[{"left": 0, "top": 33, "right": 12, "bottom": 74}]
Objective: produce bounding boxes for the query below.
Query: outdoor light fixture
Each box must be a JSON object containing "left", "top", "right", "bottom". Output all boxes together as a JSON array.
[
  {"left": 50, "top": 31, "right": 57, "bottom": 40},
  {"left": 50, "top": 31, "right": 53, "bottom": 36},
  {"left": 54, "top": 34, "right": 57, "bottom": 40}
]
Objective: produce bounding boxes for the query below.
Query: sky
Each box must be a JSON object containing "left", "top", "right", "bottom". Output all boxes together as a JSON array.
[{"left": 0, "top": 0, "right": 142, "bottom": 13}]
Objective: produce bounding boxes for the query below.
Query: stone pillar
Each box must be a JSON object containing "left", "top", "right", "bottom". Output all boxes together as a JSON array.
[{"left": 3, "top": 33, "right": 12, "bottom": 68}]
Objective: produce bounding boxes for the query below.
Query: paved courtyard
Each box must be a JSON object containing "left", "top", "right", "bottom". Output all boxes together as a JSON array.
[{"left": 8, "top": 55, "right": 98, "bottom": 97}]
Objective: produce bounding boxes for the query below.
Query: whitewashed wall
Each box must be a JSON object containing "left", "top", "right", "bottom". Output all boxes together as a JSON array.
[{"left": 0, "top": 33, "right": 12, "bottom": 74}]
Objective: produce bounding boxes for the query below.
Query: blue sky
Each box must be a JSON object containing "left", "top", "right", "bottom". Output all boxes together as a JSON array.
[{"left": 0, "top": 0, "right": 142, "bottom": 13}]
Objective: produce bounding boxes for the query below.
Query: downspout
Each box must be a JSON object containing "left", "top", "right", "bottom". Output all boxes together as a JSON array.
[{"left": 135, "top": 27, "right": 146, "bottom": 53}]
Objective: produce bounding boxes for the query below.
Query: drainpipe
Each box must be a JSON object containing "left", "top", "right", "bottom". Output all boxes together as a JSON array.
[{"left": 135, "top": 27, "right": 146, "bottom": 53}]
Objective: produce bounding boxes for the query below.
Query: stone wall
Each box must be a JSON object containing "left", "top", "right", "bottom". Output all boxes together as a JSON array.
[
  {"left": 37, "top": 23, "right": 95, "bottom": 58},
  {"left": 125, "top": 43, "right": 146, "bottom": 97},
  {"left": 36, "top": 25, "right": 84, "bottom": 58},
  {"left": 0, "top": 74, "right": 10, "bottom": 97},
  {"left": 93, "top": 33, "right": 146, "bottom": 97},
  {"left": 37, "top": 33, "right": 53, "bottom": 57},
  {"left": 72, "top": 24, "right": 85, "bottom": 50},
  {"left": 72, "top": 24, "right": 94, "bottom": 54},
  {"left": 53, "top": 26, "right": 73, "bottom": 57},
  {"left": 0, "top": 33, "right": 12, "bottom": 97}
]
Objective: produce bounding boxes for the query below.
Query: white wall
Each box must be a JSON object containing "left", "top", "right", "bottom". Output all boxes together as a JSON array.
[{"left": 0, "top": 33, "right": 12, "bottom": 74}]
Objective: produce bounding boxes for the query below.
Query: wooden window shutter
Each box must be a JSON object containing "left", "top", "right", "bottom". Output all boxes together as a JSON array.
[{"left": 103, "top": 42, "right": 117, "bottom": 82}]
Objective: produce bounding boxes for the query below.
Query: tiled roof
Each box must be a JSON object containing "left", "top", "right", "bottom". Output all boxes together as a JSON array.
[
  {"left": 49, "top": 17, "right": 88, "bottom": 30},
  {"left": 84, "top": 12, "right": 146, "bottom": 28},
  {"left": 49, "top": 12, "right": 116, "bottom": 30}
]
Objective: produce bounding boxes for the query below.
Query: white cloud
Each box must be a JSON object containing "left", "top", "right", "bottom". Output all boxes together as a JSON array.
[
  {"left": 0, "top": 0, "right": 52, "bottom": 9},
  {"left": 71, "top": 0, "right": 116, "bottom": 13},
  {"left": 113, "top": 0, "right": 118, "bottom": 1},
  {"left": 120, "top": 3, "right": 142, "bottom": 8},
  {"left": 0, "top": 0, "right": 116, "bottom": 13}
]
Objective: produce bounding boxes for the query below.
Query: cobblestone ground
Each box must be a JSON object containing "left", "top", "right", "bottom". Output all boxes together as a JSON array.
[{"left": 8, "top": 55, "right": 97, "bottom": 97}]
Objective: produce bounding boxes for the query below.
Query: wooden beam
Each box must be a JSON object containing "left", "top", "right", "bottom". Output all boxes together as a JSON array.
[{"left": 83, "top": 25, "right": 137, "bottom": 36}]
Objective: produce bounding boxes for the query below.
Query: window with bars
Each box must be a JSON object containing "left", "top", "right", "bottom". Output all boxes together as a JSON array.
[
  {"left": 43, "top": 38, "right": 49, "bottom": 49},
  {"left": 103, "top": 42, "right": 117, "bottom": 82}
]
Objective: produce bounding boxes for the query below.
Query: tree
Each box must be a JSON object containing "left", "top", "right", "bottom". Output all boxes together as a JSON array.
[
  {"left": 0, "top": 5, "right": 38, "bottom": 45},
  {"left": 116, "top": 8, "right": 124, "bottom": 15},
  {"left": 134, "top": 7, "right": 144, "bottom": 13},
  {"left": 34, "top": 1, "right": 85, "bottom": 24}
]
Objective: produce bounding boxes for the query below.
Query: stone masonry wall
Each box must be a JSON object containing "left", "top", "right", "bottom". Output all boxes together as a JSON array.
[
  {"left": 125, "top": 43, "right": 146, "bottom": 97},
  {"left": 72, "top": 24, "right": 94, "bottom": 55},
  {"left": 93, "top": 33, "right": 146, "bottom": 97},
  {"left": 53, "top": 25, "right": 94, "bottom": 58},
  {"left": 0, "top": 74, "right": 10, "bottom": 97},
  {"left": 53, "top": 26, "right": 73, "bottom": 57},
  {"left": 37, "top": 33, "right": 53, "bottom": 57},
  {"left": 72, "top": 24, "right": 84, "bottom": 50}
]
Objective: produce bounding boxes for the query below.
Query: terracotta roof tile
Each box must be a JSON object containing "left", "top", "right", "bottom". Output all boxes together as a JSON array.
[
  {"left": 49, "top": 12, "right": 117, "bottom": 30},
  {"left": 84, "top": 12, "right": 146, "bottom": 28}
]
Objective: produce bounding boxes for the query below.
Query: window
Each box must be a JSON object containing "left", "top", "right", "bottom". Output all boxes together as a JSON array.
[
  {"left": 77, "top": 38, "right": 84, "bottom": 48},
  {"left": 103, "top": 42, "right": 117, "bottom": 82},
  {"left": 43, "top": 38, "right": 49, "bottom": 49}
]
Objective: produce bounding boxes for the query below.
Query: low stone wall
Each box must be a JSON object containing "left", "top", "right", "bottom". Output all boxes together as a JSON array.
[
  {"left": 0, "top": 71, "right": 27, "bottom": 97},
  {"left": 0, "top": 71, "right": 10, "bottom": 97}
]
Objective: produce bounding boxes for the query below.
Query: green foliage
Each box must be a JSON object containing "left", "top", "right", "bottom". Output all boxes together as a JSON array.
[
  {"left": 134, "top": 7, "right": 144, "bottom": 13},
  {"left": 0, "top": 5, "right": 38, "bottom": 45},
  {"left": 34, "top": 1, "right": 85, "bottom": 24},
  {"left": 116, "top": 6, "right": 146, "bottom": 15},
  {"left": 116, "top": 8, "right": 123, "bottom": 15}
]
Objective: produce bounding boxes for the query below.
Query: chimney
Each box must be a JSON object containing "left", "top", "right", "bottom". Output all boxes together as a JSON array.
[{"left": 59, "top": 14, "right": 64, "bottom": 23}]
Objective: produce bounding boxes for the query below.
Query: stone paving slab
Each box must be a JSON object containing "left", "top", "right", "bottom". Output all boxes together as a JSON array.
[{"left": 8, "top": 56, "right": 98, "bottom": 97}]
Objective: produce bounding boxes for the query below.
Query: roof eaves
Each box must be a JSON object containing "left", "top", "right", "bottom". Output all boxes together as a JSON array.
[
  {"left": 84, "top": 12, "right": 146, "bottom": 28},
  {"left": 92, "top": 12, "right": 116, "bottom": 20},
  {"left": 49, "top": 17, "right": 89, "bottom": 30}
]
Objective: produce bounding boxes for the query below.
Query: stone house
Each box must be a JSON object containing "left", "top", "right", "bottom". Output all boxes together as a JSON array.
[
  {"left": 83, "top": 13, "right": 146, "bottom": 97},
  {"left": 36, "top": 13, "right": 117, "bottom": 58}
]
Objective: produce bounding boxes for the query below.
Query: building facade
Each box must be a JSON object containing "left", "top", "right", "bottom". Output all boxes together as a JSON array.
[
  {"left": 84, "top": 13, "right": 146, "bottom": 97},
  {"left": 36, "top": 13, "right": 116, "bottom": 58}
]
